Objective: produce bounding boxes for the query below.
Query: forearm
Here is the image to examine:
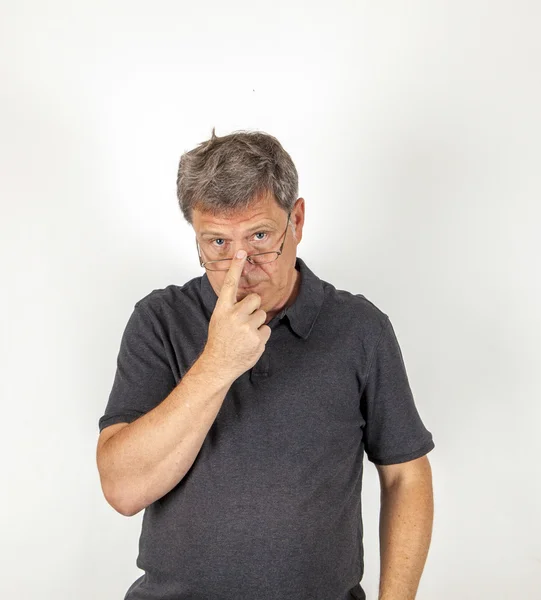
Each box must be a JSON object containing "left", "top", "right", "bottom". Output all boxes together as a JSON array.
[
  {"left": 378, "top": 476, "right": 434, "bottom": 600},
  {"left": 99, "top": 351, "right": 235, "bottom": 516}
]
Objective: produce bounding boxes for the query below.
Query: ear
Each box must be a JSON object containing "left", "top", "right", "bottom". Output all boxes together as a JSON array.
[{"left": 291, "top": 198, "right": 305, "bottom": 242}]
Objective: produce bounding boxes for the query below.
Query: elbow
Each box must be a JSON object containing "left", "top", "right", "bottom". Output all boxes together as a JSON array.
[
  {"left": 110, "top": 495, "right": 136, "bottom": 517},
  {"left": 101, "top": 481, "right": 141, "bottom": 517},
  {"left": 120, "top": 498, "right": 145, "bottom": 517},
  {"left": 108, "top": 492, "right": 140, "bottom": 517},
  {"left": 111, "top": 486, "right": 146, "bottom": 517},
  {"left": 97, "top": 463, "right": 142, "bottom": 517}
]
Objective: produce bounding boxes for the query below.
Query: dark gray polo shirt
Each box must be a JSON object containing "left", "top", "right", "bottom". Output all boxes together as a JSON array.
[{"left": 98, "top": 255, "right": 435, "bottom": 600}]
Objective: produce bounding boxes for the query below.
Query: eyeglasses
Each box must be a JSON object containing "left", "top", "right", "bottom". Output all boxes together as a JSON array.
[{"left": 196, "top": 211, "right": 291, "bottom": 271}]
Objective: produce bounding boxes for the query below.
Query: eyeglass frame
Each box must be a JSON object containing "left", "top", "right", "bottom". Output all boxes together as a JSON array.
[{"left": 196, "top": 211, "right": 292, "bottom": 270}]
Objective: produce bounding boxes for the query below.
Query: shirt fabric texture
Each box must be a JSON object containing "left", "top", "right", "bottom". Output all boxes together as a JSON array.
[{"left": 99, "top": 255, "right": 435, "bottom": 600}]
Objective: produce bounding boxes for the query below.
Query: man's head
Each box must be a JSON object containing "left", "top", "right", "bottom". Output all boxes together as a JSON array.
[{"left": 177, "top": 128, "right": 305, "bottom": 313}]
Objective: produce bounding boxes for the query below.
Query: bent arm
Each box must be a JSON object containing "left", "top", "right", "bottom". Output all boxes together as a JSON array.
[{"left": 96, "top": 352, "right": 235, "bottom": 516}]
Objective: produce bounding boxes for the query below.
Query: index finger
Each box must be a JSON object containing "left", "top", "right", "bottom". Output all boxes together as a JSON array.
[{"left": 216, "top": 249, "right": 247, "bottom": 308}]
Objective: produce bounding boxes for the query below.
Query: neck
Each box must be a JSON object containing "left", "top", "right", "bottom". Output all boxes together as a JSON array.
[{"left": 265, "top": 264, "right": 301, "bottom": 324}]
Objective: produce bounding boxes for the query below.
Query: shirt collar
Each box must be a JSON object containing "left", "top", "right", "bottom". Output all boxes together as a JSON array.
[{"left": 199, "top": 256, "right": 324, "bottom": 340}]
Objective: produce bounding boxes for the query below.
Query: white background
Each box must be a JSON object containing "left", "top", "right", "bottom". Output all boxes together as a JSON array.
[{"left": 1, "top": 1, "right": 540, "bottom": 598}]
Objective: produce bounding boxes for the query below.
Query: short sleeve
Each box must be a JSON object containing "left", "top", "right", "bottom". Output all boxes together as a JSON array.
[
  {"left": 98, "top": 301, "right": 177, "bottom": 433},
  {"left": 360, "top": 315, "right": 435, "bottom": 465}
]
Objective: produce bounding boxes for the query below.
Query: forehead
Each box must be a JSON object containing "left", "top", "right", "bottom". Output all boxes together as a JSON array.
[{"left": 194, "top": 199, "right": 282, "bottom": 237}]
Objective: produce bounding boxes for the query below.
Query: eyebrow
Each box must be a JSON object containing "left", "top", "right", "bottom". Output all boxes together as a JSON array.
[{"left": 200, "top": 221, "right": 278, "bottom": 238}]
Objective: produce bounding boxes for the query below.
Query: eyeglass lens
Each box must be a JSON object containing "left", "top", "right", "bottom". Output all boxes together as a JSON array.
[{"left": 205, "top": 252, "right": 280, "bottom": 270}]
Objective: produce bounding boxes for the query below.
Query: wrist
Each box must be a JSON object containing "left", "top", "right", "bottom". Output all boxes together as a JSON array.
[{"left": 197, "top": 350, "right": 237, "bottom": 387}]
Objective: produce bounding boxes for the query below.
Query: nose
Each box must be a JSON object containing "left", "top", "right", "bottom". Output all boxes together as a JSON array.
[{"left": 231, "top": 241, "right": 252, "bottom": 258}]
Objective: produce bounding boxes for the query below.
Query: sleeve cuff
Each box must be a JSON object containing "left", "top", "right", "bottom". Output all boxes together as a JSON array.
[{"left": 366, "top": 439, "right": 435, "bottom": 465}]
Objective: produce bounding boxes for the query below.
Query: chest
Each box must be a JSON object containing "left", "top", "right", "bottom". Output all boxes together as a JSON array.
[{"left": 205, "top": 325, "right": 367, "bottom": 478}]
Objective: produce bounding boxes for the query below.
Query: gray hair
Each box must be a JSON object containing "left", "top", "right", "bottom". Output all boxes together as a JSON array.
[{"left": 176, "top": 127, "right": 299, "bottom": 227}]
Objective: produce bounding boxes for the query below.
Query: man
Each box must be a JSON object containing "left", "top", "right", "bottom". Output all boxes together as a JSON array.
[{"left": 96, "top": 128, "right": 435, "bottom": 600}]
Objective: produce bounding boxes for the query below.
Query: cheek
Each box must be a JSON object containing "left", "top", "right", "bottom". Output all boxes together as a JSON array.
[{"left": 268, "top": 270, "right": 289, "bottom": 295}]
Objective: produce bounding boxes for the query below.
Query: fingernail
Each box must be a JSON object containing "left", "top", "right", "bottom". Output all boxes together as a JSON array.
[{"left": 236, "top": 250, "right": 246, "bottom": 259}]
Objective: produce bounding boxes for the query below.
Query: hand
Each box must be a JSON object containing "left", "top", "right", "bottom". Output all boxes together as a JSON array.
[{"left": 203, "top": 250, "right": 272, "bottom": 381}]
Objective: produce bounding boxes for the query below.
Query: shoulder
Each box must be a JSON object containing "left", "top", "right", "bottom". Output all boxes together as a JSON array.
[{"left": 321, "top": 279, "right": 389, "bottom": 340}]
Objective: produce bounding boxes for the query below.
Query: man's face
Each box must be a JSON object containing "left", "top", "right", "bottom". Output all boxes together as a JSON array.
[{"left": 193, "top": 194, "right": 304, "bottom": 310}]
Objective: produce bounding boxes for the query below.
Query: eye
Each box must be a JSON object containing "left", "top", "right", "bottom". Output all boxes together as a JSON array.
[{"left": 209, "top": 232, "right": 268, "bottom": 246}]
